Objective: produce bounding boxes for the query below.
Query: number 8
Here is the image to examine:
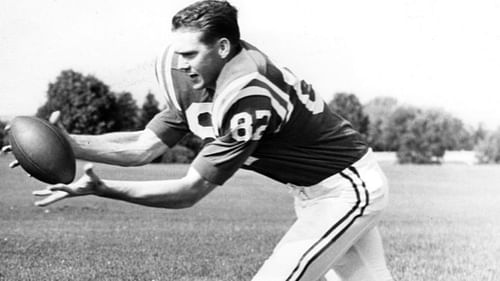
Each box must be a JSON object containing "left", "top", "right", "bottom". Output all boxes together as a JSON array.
[
  {"left": 230, "top": 110, "right": 271, "bottom": 142},
  {"left": 230, "top": 112, "right": 253, "bottom": 142}
]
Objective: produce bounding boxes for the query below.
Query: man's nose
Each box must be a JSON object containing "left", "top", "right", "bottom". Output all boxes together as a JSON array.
[{"left": 177, "top": 58, "right": 190, "bottom": 72}]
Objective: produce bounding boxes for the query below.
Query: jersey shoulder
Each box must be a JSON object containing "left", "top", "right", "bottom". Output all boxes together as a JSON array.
[{"left": 212, "top": 42, "right": 293, "bottom": 134}]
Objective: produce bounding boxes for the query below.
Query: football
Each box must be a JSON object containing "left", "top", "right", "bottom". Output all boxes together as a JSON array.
[{"left": 8, "top": 116, "right": 76, "bottom": 184}]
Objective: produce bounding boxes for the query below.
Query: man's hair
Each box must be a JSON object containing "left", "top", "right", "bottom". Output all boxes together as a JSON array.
[{"left": 172, "top": 0, "right": 240, "bottom": 45}]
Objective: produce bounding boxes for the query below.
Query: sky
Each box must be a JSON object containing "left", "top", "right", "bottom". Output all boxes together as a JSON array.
[{"left": 1, "top": 0, "right": 499, "bottom": 129}]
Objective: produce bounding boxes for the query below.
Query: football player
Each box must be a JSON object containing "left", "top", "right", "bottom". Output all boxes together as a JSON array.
[{"left": 3, "top": 1, "right": 393, "bottom": 280}]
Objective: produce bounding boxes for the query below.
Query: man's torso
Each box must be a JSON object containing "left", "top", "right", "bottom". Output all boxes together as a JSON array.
[{"left": 150, "top": 41, "right": 368, "bottom": 186}]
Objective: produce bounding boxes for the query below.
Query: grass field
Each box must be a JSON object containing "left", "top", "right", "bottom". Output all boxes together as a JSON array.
[{"left": 1, "top": 156, "right": 499, "bottom": 281}]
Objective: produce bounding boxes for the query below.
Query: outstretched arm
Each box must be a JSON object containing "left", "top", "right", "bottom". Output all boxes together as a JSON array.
[
  {"left": 2, "top": 111, "right": 169, "bottom": 167},
  {"left": 52, "top": 111, "right": 169, "bottom": 166},
  {"left": 69, "top": 129, "right": 168, "bottom": 166},
  {"left": 34, "top": 164, "right": 218, "bottom": 209}
]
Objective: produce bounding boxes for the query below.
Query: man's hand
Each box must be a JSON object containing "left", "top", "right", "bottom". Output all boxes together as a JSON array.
[
  {"left": 33, "top": 163, "right": 104, "bottom": 207},
  {"left": 1, "top": 124, "right": 11, "bottom": 153},
  {"left": 48, "top": 111, "right": 72, "bottom": 140},
  {"left": 2, "top": 111, "right": 70, "bottom": 170},
  {"left": 1, "top": 124, "right": 20, "bottom": 168}
]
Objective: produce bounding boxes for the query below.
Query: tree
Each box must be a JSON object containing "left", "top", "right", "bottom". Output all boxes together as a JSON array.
[
  {"left": 139, "top": 92, "right": 161, "bottom": 129},
  {"left": 178, "top": 133, "right": 204, "bottom": 155},
  {"left": 475, "top": 127, "right": 500, "bottom": 163},
  {"left": 389, "top": 108, "right": 472, "bottom": 164},
  {"left": 399, "top": 109, "right": 449, "bottom": 163},
  {"left": 0, "top": 120, "right": 7, "bottom": 147},
  {"left": 363, "top": 97, "right": 398, "bottom": 151},
  {"left": 444, "top": 117, "right": 474, "bottom": 150},
  {"left": 36, "top": 70, "right": 121, "bottom": 134},
  {"left": 328, "top": 93, "right": 369, "bottom": 136},
  {"left": 473, "top": 123, "right": 488, "bottom": 146},
  {"left": 114, "top": 92, "right": 140, "bottom": 131},
  {"left": 383, "top": 105, "right": 420, "bottom": 152}
]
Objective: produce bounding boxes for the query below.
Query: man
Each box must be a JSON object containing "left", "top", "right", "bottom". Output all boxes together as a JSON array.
[{"left": 3, "top": 1, "right": 393, "bottom": 280}]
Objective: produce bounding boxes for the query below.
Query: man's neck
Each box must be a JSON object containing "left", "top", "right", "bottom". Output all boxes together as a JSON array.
[{"left": 226, "top": 41, "right": 243, "bottom": 61}]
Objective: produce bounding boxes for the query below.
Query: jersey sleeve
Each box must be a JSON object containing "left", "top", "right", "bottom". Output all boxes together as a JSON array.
[
  {"left": 146, "top": 104, "right": 189, "bottom": 148},
  {"left": 191, "top": 94, "right": 281, "bottom": 185}
]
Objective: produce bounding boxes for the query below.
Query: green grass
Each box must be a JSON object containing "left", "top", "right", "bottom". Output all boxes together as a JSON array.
[
  {"left": 382, "top": 164, "right": 500, "bottom": 281},
  {"left": 1, "top": 156, "right": 499, "bottom": 281}
]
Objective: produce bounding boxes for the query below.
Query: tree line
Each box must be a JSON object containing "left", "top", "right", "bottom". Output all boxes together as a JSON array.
[
  {"left": 328, "top": 93, "right": 494, "bottom": 163},
  {"left": 1, "top": 69, "right": 499, "bottom": 164}
]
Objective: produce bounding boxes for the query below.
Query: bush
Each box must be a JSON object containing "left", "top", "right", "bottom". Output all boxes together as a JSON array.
[
  {"left": 328, "top": 93, "right": 369, "bottom": 137},
  {"left": 0, "top": 120, "right": 11, "bottom": 149},
  {"left": 475, "top": 129, "right": 500, "bottom": 163},
  {"left": 177, "top": 133, "right": 203, "bottom": 155},
  {"left": 156, "top": 145, "right": 196, "bottom": 164},
  {"left": 385, "top": 107, "right": 472, "bottom": 164},
  {"left": 0, "top": 120, "right": 7, "bottom": 147}
]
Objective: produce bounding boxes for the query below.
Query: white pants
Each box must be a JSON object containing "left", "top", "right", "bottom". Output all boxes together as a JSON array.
[{"left": 252, "top": 150, "right": 393, "bottom": 281}]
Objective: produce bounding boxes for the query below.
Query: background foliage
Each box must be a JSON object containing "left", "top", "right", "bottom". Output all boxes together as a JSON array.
[
  {"left": 0, "top": 120, "right": 7, "bottom": 147},
  {"left": 139, "top": 92, "right": 161, "bottom": 130},
  {"left": 36, "top": 70, "right": 123, "bottom": 134},
  {"left": 475, "top": 128, "right": 500, "bottom": 164},
  {"left": 327, "top": 93, "right": 369, "bottom": 138}
]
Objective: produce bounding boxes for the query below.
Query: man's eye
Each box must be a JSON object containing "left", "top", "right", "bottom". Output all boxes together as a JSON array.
[{"left": 182, "top": 53, "right": 196, "bottom": 59}]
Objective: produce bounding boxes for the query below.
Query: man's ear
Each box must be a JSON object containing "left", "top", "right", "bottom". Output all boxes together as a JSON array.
[{"left": 218, "top": 38, "right": 231, "bottom": 59}]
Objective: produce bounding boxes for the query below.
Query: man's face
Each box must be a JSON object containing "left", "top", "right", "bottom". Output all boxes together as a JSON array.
[{"left": 171, "top": 29, "right": 224, "bottom": 90}]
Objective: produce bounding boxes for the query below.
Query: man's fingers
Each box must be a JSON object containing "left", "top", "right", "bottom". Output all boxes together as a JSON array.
[
  {"left": 48, "top": 111, "right": 61, "bottom": 124},
  {"left": 32, "top": 164, "right": 99, "bottom": 207},
  {"left": 1, "top": 145, "right": 12, "bottom": 154},
  {"left": 84, "top": 164, "right": 100, "bottom": 182},
  {"left": 34, "top": 191, "right": 69, "bottom": 207},
  {"left": 48, "top": 111, "right": 67, "bottom": 131},
  {"left": 9, "top": 160, "right": 19, "bottom": 168},
  {"left": 33, "top": 188, "right": 53, "bottom": 196},
  {"left": 48, "top": 183, "right": 72, "bottom": 193},
  {"left": 4, "top": 124, "right": 11, "bottom": 132},
  {"left": 33, "top": 184, "right": 70, "bottom": 207},
  {"left": 33, "top": 184, "right": 67, "bottom": 196}
]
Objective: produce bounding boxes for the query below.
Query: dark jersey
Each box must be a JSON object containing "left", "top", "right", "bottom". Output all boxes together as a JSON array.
[{"left": 148, "top": 41, "right": 368, "bottom": 186}]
